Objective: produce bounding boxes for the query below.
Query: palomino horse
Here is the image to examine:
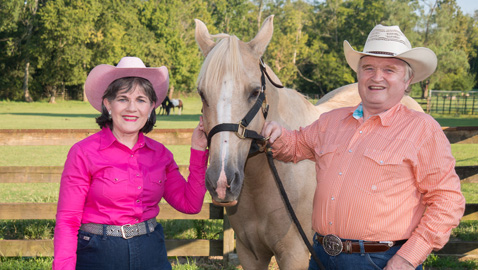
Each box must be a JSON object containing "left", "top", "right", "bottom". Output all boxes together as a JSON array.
[{"left": 195, "top": 16, "right": 422, "bottom": 270}]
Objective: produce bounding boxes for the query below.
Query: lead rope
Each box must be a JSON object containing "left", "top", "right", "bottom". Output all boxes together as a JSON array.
[
  {"left": 258, "top": 59, "right": 325, "bottom": 270},
  {"left": 263, "top": 145, "right": 325, "bottom": 270}
]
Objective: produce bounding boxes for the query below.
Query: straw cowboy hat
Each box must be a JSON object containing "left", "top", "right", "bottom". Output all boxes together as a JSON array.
[
  {"left": 85, "top": 56, "right": 169, "bottom": 112},
  {"left": 344, "top": 24, "right": 437, "bottom": 84}
]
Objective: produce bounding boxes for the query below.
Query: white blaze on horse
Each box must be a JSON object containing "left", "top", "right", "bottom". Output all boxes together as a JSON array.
[{"left": 195, "top": 16, "right": 422, "bottom": 270}]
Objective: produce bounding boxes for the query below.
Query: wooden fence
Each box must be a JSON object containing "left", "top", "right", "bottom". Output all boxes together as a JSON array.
[{"left": 0, "top": 128, "right": 477, "bottom": 259}]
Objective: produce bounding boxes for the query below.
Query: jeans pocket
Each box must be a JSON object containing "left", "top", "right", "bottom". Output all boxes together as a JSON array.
[
  {"left": 77, "top": 231, "right": 98, "bottom": 251},
  {"left": 365, "top": 252, "right": 390, "bottom": 270}
]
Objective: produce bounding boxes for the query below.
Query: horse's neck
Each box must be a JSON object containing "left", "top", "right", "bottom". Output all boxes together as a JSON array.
[{"left": 267, "top": 86, "right": 321, "bottom": 130}]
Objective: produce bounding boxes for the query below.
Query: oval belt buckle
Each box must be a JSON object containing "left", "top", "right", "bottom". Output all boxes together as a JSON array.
[{"left": 323, "top": 234, "right": 343, "bottom": 256}]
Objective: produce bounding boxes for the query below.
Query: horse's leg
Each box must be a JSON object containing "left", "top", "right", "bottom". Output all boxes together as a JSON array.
[
  {"left": 271, "top": 229, "right": 310, "bottom": 270},
  {"left": 235, "top": 237, "right": 272, "bottom": 270},
  {"left": 178, "top": 106, "right": 182, "bottom": 115}
]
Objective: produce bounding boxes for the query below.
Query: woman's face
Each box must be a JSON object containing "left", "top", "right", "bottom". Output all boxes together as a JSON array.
[{"left": 103, "top": 85, "right": 155, "bottom": 138}]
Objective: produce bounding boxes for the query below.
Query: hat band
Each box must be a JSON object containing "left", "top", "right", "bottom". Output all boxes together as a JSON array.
[{"left": 365, "top": 51, "right": 396, "bottom": 56}]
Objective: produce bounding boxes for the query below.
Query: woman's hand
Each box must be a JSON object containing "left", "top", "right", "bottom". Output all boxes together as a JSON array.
[
  {"left": 191, "top": 116, "right": 207, "bottom": 151},
  {"left": 261, "top": 121, "right": 282, "bottom": 144}
]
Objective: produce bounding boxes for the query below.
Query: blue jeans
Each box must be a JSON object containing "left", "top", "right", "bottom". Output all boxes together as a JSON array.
[
  {"left": 76, "top": 223, "right": 171, "bottom": 270},
  {"left": 308, "top": 234, "right": 423, "bottom": 270}
]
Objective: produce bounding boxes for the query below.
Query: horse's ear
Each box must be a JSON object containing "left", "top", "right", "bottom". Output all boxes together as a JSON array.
[
  {"left": 195, "top": 19, "right": 216, "bottom": 57},
  {"left": 248, "top": 15, "right": 274, "bottom": 56}
]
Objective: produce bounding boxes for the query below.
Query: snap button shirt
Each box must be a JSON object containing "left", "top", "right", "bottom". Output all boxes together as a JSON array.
[
  {"left": 54, "top": 127, "right": 209, "bottom": 269},
  {"left": 271, "top": 103, "right": 465, "bottom": 267}
]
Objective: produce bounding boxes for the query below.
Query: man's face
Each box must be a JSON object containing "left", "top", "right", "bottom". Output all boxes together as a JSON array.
[{"left": 357, "top": 56, "right": 412, "bottom": 115}]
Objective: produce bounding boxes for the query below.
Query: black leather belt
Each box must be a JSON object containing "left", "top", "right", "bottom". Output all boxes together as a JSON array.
[{"left": 316, "top": 234, "right": 407, "bottom": 256}]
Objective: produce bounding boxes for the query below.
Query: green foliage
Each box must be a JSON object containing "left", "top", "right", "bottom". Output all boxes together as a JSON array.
[{"left": 424, "top": 254, "right": 478, "bottom": 269}]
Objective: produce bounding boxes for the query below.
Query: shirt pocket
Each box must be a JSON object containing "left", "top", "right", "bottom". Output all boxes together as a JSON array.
[
  {"left": 354, "top": 148, "right": 405, "bottom": 196},
  {"left": 314, "top": 144, "right": 338, "bottom": 171},
  {"left": 102, "top": 168, "right": 130, "bottom": 201},
  {"left": 146, "top": 170, "right": 166, "bottom": 200}
]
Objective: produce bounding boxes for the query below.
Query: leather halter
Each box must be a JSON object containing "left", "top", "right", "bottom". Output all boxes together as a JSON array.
[{"left": 206, "top": 58, "right": 283, "bottom": 148}]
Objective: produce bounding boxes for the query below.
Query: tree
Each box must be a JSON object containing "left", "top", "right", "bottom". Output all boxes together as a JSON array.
[
  {"left": 35, "top": 0, "right": 102, "bottom": 102},
  {"left": 417, "top": 0, "right": 476, "bottom": 93},
  {"left": 0, "top": 0, "right": 37, "bottom": 101}
]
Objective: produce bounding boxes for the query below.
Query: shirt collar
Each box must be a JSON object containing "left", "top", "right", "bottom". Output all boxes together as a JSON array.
[
  {"left": 351, "top": 102, "right": 403, "bottom": 127},
  {"left": 99, "top": 127, "right": 150, "bottom": 150}
]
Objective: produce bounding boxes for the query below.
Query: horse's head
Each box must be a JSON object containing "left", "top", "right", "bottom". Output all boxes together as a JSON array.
[{"left": 195, "top": 16, "right": 275, "bottom": 206}]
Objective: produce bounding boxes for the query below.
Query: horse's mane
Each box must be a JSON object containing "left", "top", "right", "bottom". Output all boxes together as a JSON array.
[{"left": 197, "top": 34, "right": 243, "bottom": 88}]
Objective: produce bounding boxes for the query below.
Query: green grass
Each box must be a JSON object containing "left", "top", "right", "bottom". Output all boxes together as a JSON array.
[
  {"left": 424, "top": 254, "right": 478, "bottom": 269},
  {"left": 0, "top": 96, "right": 203, "bottom": 130}
]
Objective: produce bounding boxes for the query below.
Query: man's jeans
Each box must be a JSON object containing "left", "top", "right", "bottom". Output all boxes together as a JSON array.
[
  {"left": 308, "top": 233, "right": 423, "bottom": 270},
  {"left": 76, "top": 223, "right": 171, "bottom": 270}
]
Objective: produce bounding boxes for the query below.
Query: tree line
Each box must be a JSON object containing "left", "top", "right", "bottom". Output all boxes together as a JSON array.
[{"left": 1, "top": 0, "right": 477, "bottom": 103}]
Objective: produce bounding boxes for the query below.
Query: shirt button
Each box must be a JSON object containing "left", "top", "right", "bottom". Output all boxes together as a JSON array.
[
  {"left": 331, "top": 197, "right": 335, "bottom": 201},
  {"left": 348, "top": 149, "right": 352, "bottom": 153},
  {"left": 135, "top": 218, "right": 139, "bottom": 221},
  {"left": 338, "top": 172, "right": 343, "bottom": 175},
  {"left": 371, "top": 185, "right": 377, "bottom": 191},
  {"left": 380, "top": 160, "right": 384, "bottom": 164},
  {"left": 329, "top": 222, "right": 333, "bottom": 225},
  {"left": 114, "top": 178, "right": 118, "bottom": 182},
  {"left": 159, "top": 180, "right": 162, "bottom": 183},
  {"left": 136, "top": 200, "right": 140, "bottom": 203},
  {"left": 138, "top": 186, "right": 142, "bottom": 189},
  {"left": 131, "top": 155, "right": 134, "bottom": 158},
  {"left": 136, "top": 174, "right": 140, "bottom": 177},
  {"left": 359, "top": 131, "right": 363, "bottom": 134}
]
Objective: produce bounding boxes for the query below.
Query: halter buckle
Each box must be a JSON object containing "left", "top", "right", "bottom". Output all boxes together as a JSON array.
[{"left": 236, "top": 121, "right": 246, "bottom": 139}]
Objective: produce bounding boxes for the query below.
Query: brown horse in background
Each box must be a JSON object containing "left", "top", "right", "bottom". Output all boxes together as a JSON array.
[
  {"left": 158, "top": 96, "right": 183, "bottom": 115},
  {"left": 195, "top": 16, "right": 423, "bottom": 269}
]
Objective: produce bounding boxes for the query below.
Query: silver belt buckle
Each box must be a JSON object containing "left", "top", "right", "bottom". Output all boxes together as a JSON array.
[
  {"left": 120, "top": 224, "right": 133, "bottom": 239},
  {"left": 323, "top": 234, "right": 343, "bottom": 256}
]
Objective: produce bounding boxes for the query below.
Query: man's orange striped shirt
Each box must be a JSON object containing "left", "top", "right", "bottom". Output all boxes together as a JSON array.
[{"left": 272, "top": 103, "right": 465, "bottom": 267}]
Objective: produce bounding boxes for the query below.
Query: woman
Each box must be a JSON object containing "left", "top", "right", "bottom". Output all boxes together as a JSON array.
[{"left": 53, "top": 57, "right": 208, "bottom": 270}]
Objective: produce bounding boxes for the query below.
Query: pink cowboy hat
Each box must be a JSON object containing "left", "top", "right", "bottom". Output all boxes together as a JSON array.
[
  {"left": 344, "top": 25, "right": 437, "bottom": 84},
  {"left": 84, "top": 56, "right": 169, "bottom": 112}
]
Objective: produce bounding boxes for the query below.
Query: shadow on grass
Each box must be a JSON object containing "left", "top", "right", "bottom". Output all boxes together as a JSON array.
[{"left": 157, "top": 114, "right": 203, "bottom": 122}]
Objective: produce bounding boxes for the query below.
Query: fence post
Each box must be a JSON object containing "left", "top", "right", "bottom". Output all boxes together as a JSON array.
[{"left": 223, "top": 211, "right": 235, "bottom": 263}]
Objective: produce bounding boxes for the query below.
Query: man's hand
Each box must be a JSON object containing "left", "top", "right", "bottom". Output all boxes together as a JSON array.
[
  {"left": 384, "top": 254, "right": 415, "bottom": 270},
  {"left": 261, "top": 121, "right": 283, "bottom": 144},
  {"left": 191, "top": 116, "right": 207, "bottom": 151}
]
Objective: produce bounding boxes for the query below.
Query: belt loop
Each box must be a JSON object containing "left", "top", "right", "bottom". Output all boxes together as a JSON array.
[
  {"left": 102, "top": 224, "right": 107, "bottom": 240},
  {"left": 359, "top": 240, "right": 365, "bottom": 256},
  {"left": 145, "top": 220, "right": 151, "bottom": 236}
]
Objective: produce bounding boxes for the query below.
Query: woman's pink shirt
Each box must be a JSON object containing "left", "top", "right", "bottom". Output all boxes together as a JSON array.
[{"left": 53, "top": 127, "right": 208, "bottom": 269}]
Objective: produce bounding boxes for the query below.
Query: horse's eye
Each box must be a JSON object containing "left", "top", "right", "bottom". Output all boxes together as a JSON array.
[{"left": 250, "top": 89, "right": 260, "bottom": 98}]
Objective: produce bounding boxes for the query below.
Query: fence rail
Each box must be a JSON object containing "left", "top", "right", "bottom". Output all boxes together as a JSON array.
[
  {"left": 1, "top": 128, "right": 477, "bottom": 259},
  {"left": 428, "top": 90, "right": 478, "bottom": 115}
]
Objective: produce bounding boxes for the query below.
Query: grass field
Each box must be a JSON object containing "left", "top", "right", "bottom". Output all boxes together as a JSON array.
[{"left": 0, "top": 98, "right": 477, "bottom": 269}]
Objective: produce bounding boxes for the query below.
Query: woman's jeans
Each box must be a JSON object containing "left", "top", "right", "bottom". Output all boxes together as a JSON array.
[
  {"left": 76, "top": 223, "right": 171, "bottom": 270},
  {"left": 308, "top": 234, "right": 423, "bottom": 270}
]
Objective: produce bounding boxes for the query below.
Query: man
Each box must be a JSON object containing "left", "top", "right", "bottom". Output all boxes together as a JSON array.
[{"left": 261, "top": 25, "right": 465, "bottom": 270}]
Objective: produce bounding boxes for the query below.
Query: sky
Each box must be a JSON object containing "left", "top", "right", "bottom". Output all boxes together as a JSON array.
[{"left": 456, "top": 0, "right": 478, "bottom": 15}]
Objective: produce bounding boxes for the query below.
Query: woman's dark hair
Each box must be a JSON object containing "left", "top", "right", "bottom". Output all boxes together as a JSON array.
[{"left": 96, "top": 77, "right": 157, "bottom": 133}]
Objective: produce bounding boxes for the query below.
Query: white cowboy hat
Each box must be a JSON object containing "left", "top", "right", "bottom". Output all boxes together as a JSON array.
[
  {"left": 344, "top": 24, "right": 437, "bottom": 84},
  {"left": 85, "top": 56, "right": 169, "bottom": 112}
]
